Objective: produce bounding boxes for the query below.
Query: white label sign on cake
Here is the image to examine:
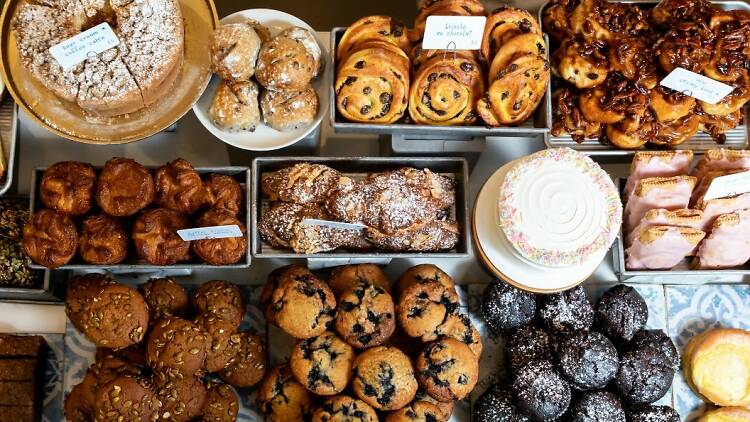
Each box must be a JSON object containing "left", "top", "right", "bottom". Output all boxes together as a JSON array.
[
  {"left": 177, "top": 225, "right": 243, "bottom": 241},
  {"left": 703, "top": 171, "right": 750, "bottom": 202},
  {"left": 49, "top": 23, "right": 120, "bottom": 71},
  {"left": 660, "top": 67, "right": 734, "bottom": 105},
  {"left": 422, "top": 16, "right": 487, "bottom": 51}
]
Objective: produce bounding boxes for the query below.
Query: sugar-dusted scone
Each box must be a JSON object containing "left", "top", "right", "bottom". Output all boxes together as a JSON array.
[
  {"left": 210, "top": 22, "right": 262, "bottom": 82},
  {"left": 260, "top": 86, "right": 319, "bottom": 132},
  {"left": 210, "top": 80, "right": 261, "bottom": 133},
  {"left": 694, "top": 210, "right": 750, "bottom": 269},
  {"left": 626, "top": 208, "right": 704, "bottom": 246},
  {"left": 626, "top": 226, "right": 706, "bottom": 270},
  {"left": 624, "top": 176, "right": 697, "bottom": 232},
  {"left": 624, "top": 150, "right": 694, "bottom": 198}
]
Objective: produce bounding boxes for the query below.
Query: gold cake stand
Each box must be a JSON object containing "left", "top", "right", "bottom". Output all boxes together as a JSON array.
[{"left": 0, "top": 0, "right": 218, "bottom": 144}]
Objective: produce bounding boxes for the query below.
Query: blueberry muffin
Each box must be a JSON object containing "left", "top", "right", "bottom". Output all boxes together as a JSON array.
[
  {"left": 481, "top": 281, "right": 537, "bottom": 332},
  {"left": 335, "top": 283, "right": 396, "bottom": 348},
  {"left": 558, "top": 330, "right": 619, "bottom": 390},
  {"left": 257, "top": 364, "right": 314, "bottom": 422},
  {"left": 352, "top": 346, "right": 418, "bottom": 411},
  {"left": 328, "top": 264, "right": 392, "bottom": 296},
  {"left": 570, "top": 391, "right": 626, "bottom": 422},
  {"left": 595, "top": 284, "right": 648, "bottom": 342},
  {"left": 192, "top": 280, "right": 246, "bottom": 330},
  {"left": 79, "top": 284, "right": 149, "bottom": 349},
  {"left": 311, "top": 395, "right": 378, "bottom": 422},
  {"left": 290, "top": 331, "right": 355, "bottom": 395},
  {"left": 147, "top": 317, "right": 208, "bottom": 377},
  {"left": 416, "top": 338, "right": 479, "bottom": 402},
  {"left": 194, "top": 315, "right": 241, "bottom": 373},
  {"left": 219, "top": 331, "right": 267, "bottom": 388},
  {"left": 627, "top": 405, "right": 680, "bottom": 422},
  {"left": 629, "top": 329, "right": 679, "bottom": 370},
  {"left": 153, "top": 371, "right": 207, "bottom": 422},
  {"left": 538, "top": 286, "right": 594, "bottom": 335},
  {"left": 431, "top": 312, "right": 483, "bottom": 358},
  {"left": 201, "top": 382, "right": 239, "bottom": 422},
  {"left": 615, "top": 344, "right": 675, "bottom": 404},
  {"left": 414, "top": 390, "right": 453, "bottom": 420},
  {"left": 513, "top": 359, "right": 571, "bottom": 420},
  {"left": 269, "top": 269, "right": 336, "bottom": 339},
  {"left": 260, "top": 265, "right": 313, "bottom": 325},
  {"left": 506, "top": 324, "right": 557, "bottom": 372},
  {"left": 139, "top": 277, "right": 189, "bottom": 321},
  {"left": 385, "top": 400, "right": 446, "bottom": 421},
  {"left": 394, "top": 264, "right": 455, "bottom": 299},
  {"left": 397, "top": 281, "right": 459, "bottom": 339},
  {"left": 473, "top": 383, "right": 531, "bottom": 422},
  {"left": 93, "top": 375, "right": 160, "bottom": 422},
  {"left": 65, "top": 274, "right": 116, "bottom": 332}
]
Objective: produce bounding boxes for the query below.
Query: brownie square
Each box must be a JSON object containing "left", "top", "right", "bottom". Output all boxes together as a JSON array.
[
  {"left": 0, "top": 381, "right": 34, "bottom": 406},
  {"left": 0, "top": 336, "right": 46, "bottom": 358},
  {"left": 0, "top": 360, "right": 36, "bottom": 381},
  {"left": 0, "top": 405, "right": 34, "bottom": 422}
]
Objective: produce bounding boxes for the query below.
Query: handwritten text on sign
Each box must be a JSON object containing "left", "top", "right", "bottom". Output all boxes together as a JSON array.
[
  {"left": 49, "top": 23, "right": 120, "bottom": 71},
  {"left": 177, "top": 225, "right": 244, "bottom": 241},
  {"left": 660, "top": 67, "right": 734, "bottom": 105},
  {"left": 422, "top": 16, "right": 487, "bottom": 51}
]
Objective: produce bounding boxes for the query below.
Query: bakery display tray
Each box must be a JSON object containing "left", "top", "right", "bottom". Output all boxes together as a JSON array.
[
  {"left": 328, "top": 28, "right": 552, "bottom": 138},
  {"left": 0, "top": 97, "right": 17, "bottom": 196},
  {"left": 27, "top": 166, "right": 252, "bottom": 270},
  {"left": 539, "top": 0, "right": 750, "bottom": 155},
  {"left": 0, "top": 270, "right": 64, "bottom": 303},
  {"left": 252, "top": 157, "right": 471, "bottom": 259}
]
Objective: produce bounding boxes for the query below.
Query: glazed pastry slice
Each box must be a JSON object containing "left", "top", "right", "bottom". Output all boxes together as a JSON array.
[
  {"left": 624, "top": 176, "right": 696, "bottom": 232},
  {"left": 698, "top": 192, "right": 750, "bottom": 232},
  {"left": 691, "top": 149, "right": 750, "bottom": 183},
  {"left": 625, "top": 226, "right": 706, "bottom": 270},
  {"left": 693, "top": 210, "right": 750, "bottom": 270},
  {"left": 626, "top": 208, "right": 703, "bottom": 246},
  {"left": 691, "top": 168, "right": 749, "bottom": 206},
  {"left": 624, "top": 150, "right": 694, "bottom": 199}
]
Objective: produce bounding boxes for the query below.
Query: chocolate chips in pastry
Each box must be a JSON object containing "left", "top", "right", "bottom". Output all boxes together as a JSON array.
[
  {"left": 132, "top": 208, "right": 191, "bottom": 266},
  {"left": 554, "top": 38, "right": 608, "bottom": 89},
  {"left": 78, "top": 214, "right": 128, "bottom": 265},
  {"left": 279, "top": 27, "right": 322, "bottom": 77},
  {"left": 154, "top": 158, "right": 207, "bottom": 215},
  {"left": 205, "top": 173, "right": 243, "bottom": 216},
  {"left": 479, "top": 53, "right": 550, "bottom": 126},
  {"left": 96, "top": 158, "right": 155, "bottom": 217},
  {"left": 412, "top": 0, "right": 485, "bottom": 42},
  {"left": 256, "top": 32, "right": 317, "bottom": 91},
  {"left": 209, "top": 80, "right": 261, "bottom": 133},
  {"left": 482, "top": 6, "right": 542, "bottom": 64},
  {"left": 260, "top": 86, "right": 319, "bottom": 132},
  {"left": 261, "top": 163, "right": 347, "bottom": 204},
  {"left": 40, "top": 161, "right": 96, "bottom": 216},
  {"left": 337, "top": 15, "right": 410, "bottom": 60},
  {"left": 193, "top": 209, "right": 247, "bottom": 265},
  {"left": 23, "top": 209, "right": 78, "bottom": 268},
  {"left": 210, "top": 22, "right": 262, "bottom": 83}
]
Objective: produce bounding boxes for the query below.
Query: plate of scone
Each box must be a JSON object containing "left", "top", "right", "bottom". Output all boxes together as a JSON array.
[{"left": 193, "top": 9, "right": 329, "bottom": 151}]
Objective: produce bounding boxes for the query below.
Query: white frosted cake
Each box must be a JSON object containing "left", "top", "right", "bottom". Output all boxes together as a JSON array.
[{"left": 497, "top": 148, "right": 622, "bottom": 267}]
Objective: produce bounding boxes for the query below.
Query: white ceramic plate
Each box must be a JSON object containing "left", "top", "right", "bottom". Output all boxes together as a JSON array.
[
  {"left": 193, "top": 9, "right": 329, "bottom": 151},
  {"left": 474, "top": 161, "right": 607, "bottom": 293}
]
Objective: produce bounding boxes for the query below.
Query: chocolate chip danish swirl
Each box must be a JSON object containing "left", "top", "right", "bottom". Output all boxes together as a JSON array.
[
  {"left": 337, "top": 16, "right": 410, "bottom": 60},
  {"left": 336, "top": 41, "right": 410, "bottom": 124},
  {"left": 408, "top": 53, "right": 484, "bottom": 126},
  {"left": 482, "top": 6, "right": 542, "bottom": 65},
  {"left": 479, "top": 53, "right": 550, "bottom": 126}
]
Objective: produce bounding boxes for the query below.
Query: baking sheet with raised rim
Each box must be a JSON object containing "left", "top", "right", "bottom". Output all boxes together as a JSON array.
[{"left": 0, "top": 97, "right": 16, "bottom": 196}]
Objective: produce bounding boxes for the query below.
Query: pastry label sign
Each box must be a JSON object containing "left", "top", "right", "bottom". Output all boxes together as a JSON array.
[
  {"left": 703, "top": 171, "right": 750, "bottom": 201},
  {"left": 301, "top": 219, "right": 367, "bottom": 231},
  {"left": 177, "top": 225, "right": 243, "bottom": 241},
  {"left": 422, "top": 16, "right": 487, "bottom": 50},
  {"left": 660, "top": 67, "right": 734, "bottom": 105},
  {"left": 49, "top": 23, "right": 120, "bottom": 71}
]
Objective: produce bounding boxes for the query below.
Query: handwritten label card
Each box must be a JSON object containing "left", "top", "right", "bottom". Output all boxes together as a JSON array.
[
  {"left": 422, "top": 16, "right": 487, "bottom": 51},
  {"left": 703, "top": 171, "right": 750, "bottom": 202},
  {"left": 177, "top": 225, "right": 243, "bottom": 241},
  {"left": 660, "top": 67, "right": 734, "bottom": 105},
  {"left": 300, "top": 219, "right": 367, "bottom": 231},
  {"left": 49, "top": 23, "right": 120, "bottom": 70}
]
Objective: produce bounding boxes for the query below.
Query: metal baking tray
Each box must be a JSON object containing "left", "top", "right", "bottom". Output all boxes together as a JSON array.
[
  {"left": 540, "top": 0, "right": 750, "bottom": 155},
  {"left": 252, "top": 157, "right": 470, "bottom": 259},
  {"left": 328, "top": 28, "right": 552, "bottom": 138},
  {"left": 28, "top": 166, "right": 252, "bottom": 270},
  {"left": 0, "top": 97, "right": 17, "bottom": 196},
  {"left": 612, "top": 178, "right": 750, "bottom": 282},
  {"left": 0, "top": 271, "right": 64, "bottom": 303}
]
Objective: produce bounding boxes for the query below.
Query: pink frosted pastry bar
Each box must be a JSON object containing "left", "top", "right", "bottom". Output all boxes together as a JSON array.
[
  {"left": 626, "top": 226, "right": 706, "bottom": 270},
  {"left": 690, "top": 168, "right": 749, "bottom": 206},
  {"left": 624, "top": 176, "right": 696, "bottom": 232},
  {"left": 624, "top": 151, "right": 693, "bottom": 199},
  {"left": 697, "top": 192, "right": 750, "bottom": 232},
  {"left": 694, "top": 209, "right": 750, "bottom": 270},
  {"left": 691, "top": 149, "right": 750, "bottom": 183},
  {"left": 625, "top": 208, "right": 703, "bottom": 246}
]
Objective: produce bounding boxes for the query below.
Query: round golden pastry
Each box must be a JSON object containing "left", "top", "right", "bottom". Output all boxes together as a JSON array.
[
  {"left": 219, "top": 331, "right": 267, "bottom": 388},
  {"left": 579, "top": 87, "right": 626, "bottom": 124},
  {"left": 192, "top": 280, "right": 246, "bottom": 330},
  {"left": 698, "top": 108, "right": 744, "bottom": 143},
  {"left": 488, "top": 33, "right": 547, "bottom": 83},
  {"left": 139, "top": 277, "right": 189, "bottom": 321},
  {"left": 22, "top": 209, "right": 78, "bottom": 269},
  {"left": 209, "top": 80, "right": 261, "bottom": 133},
  {"left": 684, "top": 328, "right": 750, "bottom": 407},
  {"left": 655, "top": 22, "right": 713, "bottom": 74},
  {"left": 385, "top": 400, "right": 446, "bottom": 422},
  {"left": 605, "top": 121, "right": 653, "bottom": 149},
  {"left": 131, "top": 208, "right": 191, "bottom": 266},
  {"left": 154, "top": 158, "right": 207, "bottom": 215},
  {"left": 479, "top": 53, "right": 550, "bottom": 126},
  {"left": 205, "top": 173, "right": 243, "bottom": 216},
  {"left": 78, "top": 214, "right": 128, "bottom": 265},
  {"left": 607, "top": 37, "right": 658, "bottom": 89},
  {"left": 66, "top": 274, "right": 116, "bottom": 332},
  {"left": 290, "top": 331, "right": 355, "bottom": 395},
  {"left": 260, "top": 86, "right": 319, "bottom": 132},
  {"left": 192, "top": 209, "right": 247, "bottom": 266},
  {"left": 554, "top": 38, "right": 608, "bottom": 90},
  {"left": 210, "top": 22, "right": 262, "bottom": 82},
  {"left": 328, "top": 264, "right": 391, "bottom": 297},
  {"left": 93, "top": 376, "right": 161, "bottom": 422},
  {"left": 311, "top": 395, "right": 378, "bottom": 422},
  {"left": 39, "top": 161, "right": 96, "bottom": 216},
  {"left": 80, "top": 284, "right": 149, "bottom": 349},
  {"left": 412, "top": 0, "right": 485, "bottom": 42},
  {"left": 699, "top": 407, "right": 750, "bottom": 422},
  {"left": 408, "top": 53, "right": 484, "bottom": 126},
  {"left": 96, "top": 158, "right": 155, "bottom": 217},
  {"left": 336, "top": 40, "right": 410, "bottom": 124},
  {"left": 256, "top": 33, "right": 317, "bottom": 91},
  {"left": 279, "top": 27, "right": 323, "bottom": 78},
  {"left": 482, "top": 6, "right": 542, "bottom": 64},
  {"left": 351, "top": 346, "right": 418, "bottom": 411},
  {"left": 337, "top": 15, "right": 410, "bottom": 59},
  {"left": 269, "top": 269, "right": 336, "bottom": 339},
  {"left": 699, "top": 78, "right": 750, "bottom": 117},
  {"left": 147, "top": 316, "right": 208, "bottom": 377},
  {"left": 653, "top": 113, "right": 700, "bottom": 146},
  {"left": 551, "top": 88, "right": 603, "bottom": 142},
  {"left": 260, "top": 265, "right": 313, "bottom": 326},
  {"left": 257, "top": 364, "right": 314, "bottom": 422},
  {"left": 394, "top": 264, "right": 454, "bottom": 299},
  {"left": 649, "top": 86, "right": 696, "bottom": 123},
  {"left": 12, "top": 0, "right": 184, "bottom": 116}
]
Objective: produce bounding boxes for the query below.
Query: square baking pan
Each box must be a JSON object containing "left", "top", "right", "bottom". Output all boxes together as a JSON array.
[
  {"left": 0, "top": 271, "right": 64, "bottom": 303},
  {"left": 252, "top": 157, "right": 470, "bottom": 259},
  {"left": 539, "top": 0, "right": 750, "bottom": 155},
  {"left": 328, "top": 27, "right": 552, "bottom": 139},
  {"left": 28, "top": 166, "right": 252, "bottom": 270},
  {"left": 0, "top": 97, "right": 17, "bottom": 196}
]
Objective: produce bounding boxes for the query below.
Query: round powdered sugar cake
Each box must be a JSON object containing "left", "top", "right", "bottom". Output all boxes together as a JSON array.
[{"left": 498, "top": 148, "right": 622, "bottom": 267}]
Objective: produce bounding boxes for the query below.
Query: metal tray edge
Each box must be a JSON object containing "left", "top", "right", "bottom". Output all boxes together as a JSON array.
[{"left": 0, "top": 102, "right": 17, "bottom": 196}]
